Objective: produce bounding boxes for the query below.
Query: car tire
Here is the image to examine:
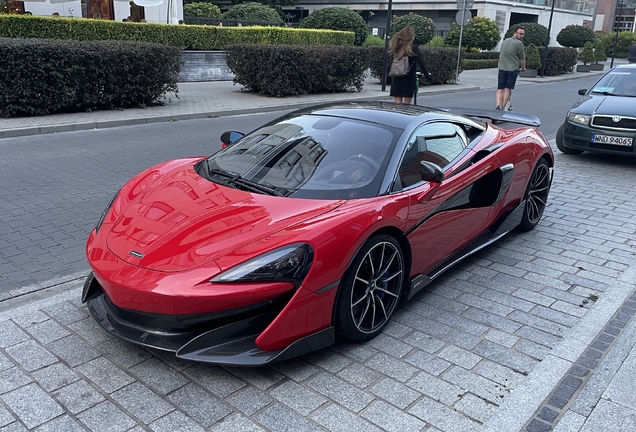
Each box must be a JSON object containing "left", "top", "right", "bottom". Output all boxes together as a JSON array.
[
  {"left": 335, "top": 234, "right": 405, "bottom": 342},
  {"left": 518, "top": 159, "right": 551, "bottom": 231},
  {"left": 556, "top": 124, "right": 583, "bottom": 155}
]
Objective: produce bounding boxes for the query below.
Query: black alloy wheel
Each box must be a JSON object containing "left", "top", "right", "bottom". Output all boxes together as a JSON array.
[{"left": 518, "top": 159, "right": 551, "bottom": 231}]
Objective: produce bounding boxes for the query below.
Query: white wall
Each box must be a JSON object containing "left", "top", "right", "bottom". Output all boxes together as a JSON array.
[{"left": 22, "top": 1, "right": 182, "bottom": 24}]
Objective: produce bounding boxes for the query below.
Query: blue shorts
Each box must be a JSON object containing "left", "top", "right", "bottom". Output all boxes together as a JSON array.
[{"left": 498, "top": 69, "right": 519, "bottom": 90}]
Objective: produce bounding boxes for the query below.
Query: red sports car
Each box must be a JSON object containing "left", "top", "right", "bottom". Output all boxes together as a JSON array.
[{"left": 83, "top": 102, "right": 553, "bottom": 366}]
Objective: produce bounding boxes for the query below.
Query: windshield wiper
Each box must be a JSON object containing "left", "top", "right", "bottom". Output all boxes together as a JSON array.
[{"left": 232, "top": 177, "right": 285, "bottom": 197}]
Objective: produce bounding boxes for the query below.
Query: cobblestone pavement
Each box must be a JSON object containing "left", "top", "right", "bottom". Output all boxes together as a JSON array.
[{"left": 1, "top": 147, "right": 635, "bottom": 431}]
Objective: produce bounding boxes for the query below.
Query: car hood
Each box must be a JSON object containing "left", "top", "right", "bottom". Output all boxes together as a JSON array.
[
  {"left": 106, "top": 161, "right": 342, "bottom": 272},
  {"left": 572, "top": 94, "right": 636, "bottom": 116}
]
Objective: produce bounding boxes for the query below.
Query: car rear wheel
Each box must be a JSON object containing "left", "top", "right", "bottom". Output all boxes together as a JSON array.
[
  {"left": 518, "top": 159, "right": 551, "bottom": 231},
  {"left": 335, "top": 234, "right": 405, "bottom": 342},
  {"left": 556, "top": 124, "right": 583, "bottom": 155}
]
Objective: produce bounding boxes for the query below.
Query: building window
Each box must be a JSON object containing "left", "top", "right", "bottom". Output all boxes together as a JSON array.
[
  {"left": 81, "top": 0, "right": 115, "bottom": 20},
  {"left": 130, "top": 1, "right": 145, "bottom": 22},
  {"left": 0, "top": 0, "right": 25, "bottom": 14}
]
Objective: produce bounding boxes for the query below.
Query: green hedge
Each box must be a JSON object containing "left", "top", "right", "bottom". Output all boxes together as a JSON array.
[
  {"left": 225, "top": 44, "right": 368, "bottom": 97},
  {"left": 462, "top": 59, "right": 499, "bottom": 70},
  {"left": 0, "top": 37, "right": 181, "bottom": 116},
  {"left": 0, "top": 15, "right": 354, "bottom": 49},
  {"left": 367, "top": 46, "right": 461, "bottom": 85},
  {"left": 538, "top": 46, "right": 578, "bottom": 75}
]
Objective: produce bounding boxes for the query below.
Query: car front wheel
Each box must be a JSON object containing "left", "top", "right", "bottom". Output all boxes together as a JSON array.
[
  {"left": 335, "top": 234, "right": 405, "bottom": 342},
  {"left": 556, "top": 124, "right": 583, "bottom": 155},
  {"left": 518, "top": 159, "right": 551, "bottom": 231}
]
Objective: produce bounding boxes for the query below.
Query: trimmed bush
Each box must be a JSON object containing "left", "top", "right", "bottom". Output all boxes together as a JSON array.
[
  {"left": 599, "top": 31, "right": 636, "bottom": 58},
  {"left": 223, "top": 2, "right": 283, "bottom": 24},
  {"left": 427, "top": 36, "right": 447, "bottom": 47},
  {"left": 184, "top": 3, "right": 221, "bottom": 18},
  {"left": 537, "top": 46, "right": 578, "bottom": 75},
  {"left": 444, "top": 17, "right": 500, "bottom": 51},
  {"left": 0, "top": 37, "right": 181, "bottom": 117},
  {"left": 390, "top": 13, "right": 435, "bottom": 46},
  {"left": 594, "top": 44, "right": 607, "bottom": 63},
  {"left": 462, "top": 59, "right": 499, "bottom": 70},
  {"left": 0, "top": 15, "right": 354, "bottom": 49},
  {"left": 462, "top": 51, "right": 499, "bottom": 60},
  {"left": 367, "top": 45, "right": 460, "bottom": 85},
  {"left": 299, "top": 7, "right": 368, "bottom": 46},
  {"left": 505, "top": 23, "right": 549, "bottom": 48},
  {"left": 363, "top": 34, "right": 385, "bottom": 47},
  {"left": 556, "top": 24, "right": 596, "bottom": 48},
  {"left": 525, "top": 43, "right": 542, "bottom": 70},
  {"left": 578, "top": 41, "right": 595, "bottom": 65},
  {"left": 225, "top": 44, "right": 368, "bottom": 96}
]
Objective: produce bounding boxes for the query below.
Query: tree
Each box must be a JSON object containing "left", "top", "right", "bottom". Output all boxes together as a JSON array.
[
  {"left": 223, "top": 2, "right": 283, "bottom": 23},
  {"left": 599, "top": 30, "right": 636, "bottom": 57},
  {"left": 390, "top": 13, "right": 436, "bottom": 46},
  {"left": 299, "top": 7, "right": 368, "bottom": 46},
  {"left": 231, "top": 0, "right": 298, "bottom": 8},
  {"left": 505, "top": 22, "right": 548, "bottom": 48},
  {"left": 525, "top": 43, "right": 542, "bottom": 70},
  {"left": 578, "top": 41, "right": 595, "bottom": 65},
  {"left": 594, "top": 44, "right": 607, "bottom": 64},
  {"left": 443, "top": 16, "right": 500, "bottom": 51},
  {"left": 556, "top": 24, "right": 596, "bottom": 48},
  {"left": 183, "top": 3, "right": 221, "bottom": 18}
]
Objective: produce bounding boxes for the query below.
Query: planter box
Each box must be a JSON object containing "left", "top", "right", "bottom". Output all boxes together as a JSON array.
[
  {"left": 179, "top": 51, "right": 234, "bottom": 82},
  {"left": 519, "top": 69, "right": 538, "bottom": 78},
  {"left": 590, "top": 63, "right": 605, "bottom": 71},
  {"left": 576, "top": 64, "right": 592, "bottom": 72}
]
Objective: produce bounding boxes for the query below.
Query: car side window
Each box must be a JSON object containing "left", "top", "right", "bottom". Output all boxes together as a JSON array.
[{"left": 397, "top": 122, "right": 468, "bottom": 189}]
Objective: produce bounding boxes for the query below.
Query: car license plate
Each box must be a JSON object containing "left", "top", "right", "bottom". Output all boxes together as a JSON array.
[{"left": 591, "top": 134, "right": 633, "bottom": 146}]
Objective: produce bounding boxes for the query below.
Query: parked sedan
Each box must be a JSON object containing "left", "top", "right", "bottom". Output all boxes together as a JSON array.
[
  {"left": 82, "top": 102, "right": 553, "bottom": 366},
  {"left": 557, "top": 64, "right": 636, "bottom": 156}
]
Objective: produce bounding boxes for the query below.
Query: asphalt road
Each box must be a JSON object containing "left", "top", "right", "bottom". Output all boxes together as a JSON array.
[{"left": 0, "top": 75, "right": 603, "bottom": 294}]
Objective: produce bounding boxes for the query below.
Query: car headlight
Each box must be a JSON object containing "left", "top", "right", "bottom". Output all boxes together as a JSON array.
[
  {"left": 95, "top": 191, "right": 119, "bottom": 233},
  {"left": 211, "top": 243, "right": 314, "bottom": 287},
  {"left": 567, "top": 113, "right": 591, "bottom": 126}
]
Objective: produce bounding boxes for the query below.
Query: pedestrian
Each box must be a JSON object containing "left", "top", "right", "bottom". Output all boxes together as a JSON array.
[
  {"left": 388, "top": 26, "right": 432, "bottom": 105},
  {"left": 496, "top": 27, "right": 526, "bottom": 111},
  {"left": 629, "top": 43, "right": 636, "bottom": 63}
]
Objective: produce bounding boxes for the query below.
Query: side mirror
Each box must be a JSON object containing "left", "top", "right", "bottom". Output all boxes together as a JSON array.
[
  {"left": 220, "top": 131, "right": 244, "bottom": 146},
  {"left": 420, "top": 161, "right": 444, "bottom": 183},
  {"left": 578, "top": 89, "right": 587, "bottom": 95}
]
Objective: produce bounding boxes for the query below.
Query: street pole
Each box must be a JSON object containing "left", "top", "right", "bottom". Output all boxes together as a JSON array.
[
  {"left": 455, "top": 0, "right": 467, "bottom": 83},
  {"left": 381, "top": 0, "right": 393, "bottom": 92},
  {"left": 611, "top": 1, "right": 625, "bottom": 68},
  {"left": 540, "top": 0, "right": 556, "bottom": 77}
]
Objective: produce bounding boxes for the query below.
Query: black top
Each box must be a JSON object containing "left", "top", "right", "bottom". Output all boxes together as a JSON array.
[
  {"left": 390, "top": 45, "right": 432, "bottom": 98},
  {"left": 629, "top": 44, "right": 636, "bottom": 63}
]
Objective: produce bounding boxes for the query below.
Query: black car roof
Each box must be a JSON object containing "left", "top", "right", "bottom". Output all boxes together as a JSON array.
[{"left": 290, "top": 101, "right": 474, "bottom": 130}]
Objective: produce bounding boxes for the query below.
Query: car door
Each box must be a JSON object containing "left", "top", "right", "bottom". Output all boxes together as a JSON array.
[{"left": 398, "top": 121, "right": 506, "bottom": 277}]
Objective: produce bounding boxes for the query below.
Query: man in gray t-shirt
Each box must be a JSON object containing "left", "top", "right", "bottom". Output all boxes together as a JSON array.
[{"left": 496, "top": 28, "right": 526, "bottom": 110}]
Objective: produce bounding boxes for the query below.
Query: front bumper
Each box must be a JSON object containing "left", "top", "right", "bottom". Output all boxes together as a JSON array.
[
  {"left": 82, "top": 273, "right": 334, "bottom": 365},
  {"left": 562, "top": 121, "right": 636, "bottom": 156}
]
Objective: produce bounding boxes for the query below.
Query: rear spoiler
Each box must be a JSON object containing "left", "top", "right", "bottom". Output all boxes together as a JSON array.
[{"left": 436, "top": 107, "right": 541, "bottom": 128}]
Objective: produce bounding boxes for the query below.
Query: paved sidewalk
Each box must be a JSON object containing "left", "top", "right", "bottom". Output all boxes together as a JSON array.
[
  {"left": 0, "top": 65, "right": 612, "bottom": 139},
  {"left": 1, "top": 62, "right": 634, "bottom": 432}
]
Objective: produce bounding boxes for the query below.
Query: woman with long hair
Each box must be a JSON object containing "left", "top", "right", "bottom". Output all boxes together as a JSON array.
[{"left": 388, "top": 26, "right": 432, "bottom": 104}]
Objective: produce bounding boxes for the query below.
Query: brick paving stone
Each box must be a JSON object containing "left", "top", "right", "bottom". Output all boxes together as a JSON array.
[
  {"left": 150, "top": 411, "right": 207, "bottom": 432},
  {"left": 370, "top": 378, "right": 420, "bottom": 409},
  {"left": 407, "top": 372, "right": 462, "bottom": 406},
  {"left": 35, "top": 415, "right": 86, "bottom": 432},
  {"left": 1, "top": 383, "right": 64, "bottom": 429},
  {"left": 111, "top": 382, "right": 174, "bottom": 424},
  {"left": 512, "top": 289, "right": 554, "bottom": 307},
  {"left": 184, "top": 365, "right": 246, "bottom": 398},
  {"left": 23, "top": 319, "right": 71, "bottom": 345},
  {"left": 76, "top": 401, "right": 136, "bottom": 432},
  {"left": 0, "top": 352, "right": 14, "bottom": 372},
  {"left": 421, "top": 292, "right": 469, "bottom": 315},
  {"left": 0, "top": 405, "right": 15, "bottom": 428},
  {"left": 76, "top": 356, "right": 135, "bottom": 393},
  {"left": 97, "top": 338, "right": 152, "bottom": 369},
  {"left": 42, "top": 301, "right": 88, "bottom": 325},
  {"left": 509, "top": 311, "right": 566, "bottom": 338},
  {"left": 403, "top": 331, "right": 446, "bottom": 353},
  {"left": 5, "top": 340, "right": 56, "bottom": 372},
  {"left": 0, "top": 367, "right": 32, "bottom": 395},
  {"left": 382, "top": 320, "right": 412, "bottom": 338},
  {"left": 454, "top": 393, "right": 498, "bottom": 423},
  {"left": 167, "top": 384, "right": 233, "bottom": 428},
  {"left": 438, "top": 345, "right": 482, "bottom": 370},
  {"left": 209, "top": 414, "right": 264, "bottom": 432},
  {"left": 257, "top": 404, "right": 324, "bottom": 432},
  {"left": 0, "top": 321, "right": 29, "bottom": 349},
  {"left": 52, "top": 379, "right": 105, "bottom": 414},
  {"left": 365, "top": 352, "right": 419, "bottom": 383},
  {"left": 303, "top": 350, "right": 351, "bottom": 373},
  {"left": 46, "top": 335, "right": 100, "bottom": 367},
  {"left": 224, "top": 366, "right": 284, "bottom": 391},
  {"left": 480, "top": 290, "right": 534, "bottom": 312},
  {"left": 270, "top": 381, "right": 327, "bottom": 416},
  {"left": 409, "top": 396, "right": 478, "bottom": 432},
  {"left": 462, "top": 309, "right": 521, "bottom": 334},
  {"left": 330, "top": 342, "right": 378, "bottom": 363},
  {"left": 443, "top": 366, "right": 507, "bottom": 405},
  {"left": 476, "top": 361, "right": 526, "bottom": 389},
  {"left": 307, "top": 374, "right": 374, "bottom": 413},
  {"left": 484, "top": 329, "right": 520, "bottom": 348},
  {"left": 227, "top": 387, "right": 273, "bottom": 416},
  {"left": 128, "top": 358, "right": 189, "bottom": 395},
  {"left": 405, "top": 350, "right": 452, "bottom": 376},
  {"left": 394, "top": 311, "right": 453, "bottom": 339},
  {"left": 271, "top": 358, "right": 320, "bottom": 382},
  {"left": 31, "top": 362, "right": 80, "bottom": 392},
  {"left": 435, "top": 311, "right": 489, "bottom": 337},
  {"left": 362, "top": 400, "right": 426, "bottom": 432},
  {"left": 444, "top": 330, "right": 481, "bottom": 350},
  {"left": 515, "top": 339, "right": 551, "bottom": 360},
  {"left": 336, "top": 364, "right": 382, "bottom": 389},
  {"left": 473, "top": 341, "right": 537, "bottom": 374},
  {"left": 68, "top": 317, "right": 114, "bottom": 345},
  {"left": 368, "top": 334, "right": 414, "bottom": 359}
]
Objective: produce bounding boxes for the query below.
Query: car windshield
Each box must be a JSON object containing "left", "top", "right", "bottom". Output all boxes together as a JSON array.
[
  {"left": 591, "top": 70, "right": 636, "bottom": 97},
  {"left": 199, "top": 114, "right": 402, "bottom": 199}
]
